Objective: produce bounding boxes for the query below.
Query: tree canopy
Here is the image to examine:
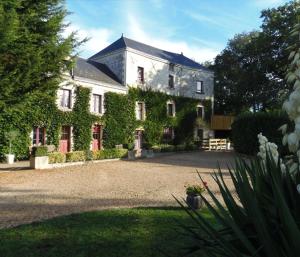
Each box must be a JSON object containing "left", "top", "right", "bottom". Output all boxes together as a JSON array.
[
  {"left": 0, "top": 0, "right": 80, "bottom": 110},
  {"left": 212, "top": 1, "right": 300, "bottom": 115}
]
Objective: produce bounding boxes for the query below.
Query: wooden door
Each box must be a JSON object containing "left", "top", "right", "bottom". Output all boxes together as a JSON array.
[
  {"left": 92, "top": 125, "right": 102, "bottom": 151},
  {"left": 59, "top": 126, "right": 70, "bottom": 153}
]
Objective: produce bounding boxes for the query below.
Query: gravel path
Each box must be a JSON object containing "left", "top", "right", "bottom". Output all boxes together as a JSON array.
[{"left": 0, "top": 151, "right": 235, "bottom": 228}]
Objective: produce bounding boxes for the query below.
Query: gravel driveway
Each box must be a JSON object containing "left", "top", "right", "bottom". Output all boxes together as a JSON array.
[{"left": 0, "top": 151, "right": 235, "bottom": 228}]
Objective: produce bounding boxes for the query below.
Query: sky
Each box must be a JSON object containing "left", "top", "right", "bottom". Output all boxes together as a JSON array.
[{"left": 64, "top": 0, "right": 288, "bottom": 63}]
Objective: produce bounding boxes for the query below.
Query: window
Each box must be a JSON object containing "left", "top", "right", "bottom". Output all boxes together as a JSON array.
[
  {"left": 137, "top": 66, "right": 144, "bottom": 83},
  {"left": 197, "top": 106, "right": 204, "bottom": 118},
  {"left": 60, "top": 89, "right": 71, "bottom": 108},
  {"left": 137, "top": 102, "right": 145, "bottom": 120},
  {"left": 169, "top": 63, "right": 175, "bottom": 72},
  {"left": 32, "top": 127, "right": 46, "bottom": 145},
  {"left": 93, "top": 94, "right": 102, "bottom": 114},
  {"left": 167, "top": 102, "right": 175, "bottom": 117},
  {"left": 168, "top": 75, "right": 174, "bottom": 89},
  {"left": 163, "top": 127, "right": 174, "bottom": 142},
  {"left": 61, "top": 126, "right": 70, "bottom": 140},
  {"left": 196, "top": 81, "right": 204, "bottom": 94}
]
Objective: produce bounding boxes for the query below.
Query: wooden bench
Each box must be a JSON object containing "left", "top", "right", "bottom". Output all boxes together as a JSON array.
[{"left": 209, "top": 138, "right": 229, "bottom": 151}]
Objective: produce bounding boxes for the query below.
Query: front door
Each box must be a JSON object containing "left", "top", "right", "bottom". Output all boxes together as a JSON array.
[
  {"left": 92, "top": 125, "right": 102, "bottom": 151},
  {"left": 134, "top": 130, "right": 143, "bottom": 150},
  {"left": 59, "top": 126, "right": 71, "bottom": 153}
]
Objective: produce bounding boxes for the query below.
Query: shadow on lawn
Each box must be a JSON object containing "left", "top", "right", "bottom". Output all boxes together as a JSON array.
[{"left": 0, "top": 205, "right": 209, "bottom": 257}]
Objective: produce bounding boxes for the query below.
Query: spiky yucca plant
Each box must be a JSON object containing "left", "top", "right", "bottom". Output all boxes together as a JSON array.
[{"left": 177, "top": 154, "right": 300, "bottom": 257}]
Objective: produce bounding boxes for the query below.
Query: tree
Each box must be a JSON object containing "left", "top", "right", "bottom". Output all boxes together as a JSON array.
[
  {"left": 0, "top": 0, "right": 81, "bottom": 110},
  {"left": 212, "top": 1, "right": 300, "bottom": 115}
]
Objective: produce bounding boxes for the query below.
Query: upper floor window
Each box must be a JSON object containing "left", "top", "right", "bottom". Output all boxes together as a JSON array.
[
  {"left": 167, "top": 101, "right": 175, "bottom": 117},
  {"left": 169, "top": 75, "right": 174, "bottom": 89},
  {"left": 137, "top": 66, "right": 144, "bottom": 84},
  {"left": 92, "top": 94, "right": 102, "bottom": 114},
  {"left": 169, "top": 63, "right": 175, "bottom": 72},
  {"left": 33, "top": 127, "right": 46, "bottom": 145},
  {"left": 197, "top": 105, "right": 204, "bottom": 118},
  {"left": 136, "top": 102, "right": 145, "bottom": 120},
  {"left": 196, "top": 81, "right": 204, "bottom": 94},
  {"left": 60, "top": 89, "right": 71, "bottom": 108}
]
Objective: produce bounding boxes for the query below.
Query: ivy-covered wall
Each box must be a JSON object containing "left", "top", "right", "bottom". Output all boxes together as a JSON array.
[
  {"left": 0, "top": 85, "right": 100, "bottom": 160},
  {"left": 103, "top": 87, "right": 212, "bottom": 147}
]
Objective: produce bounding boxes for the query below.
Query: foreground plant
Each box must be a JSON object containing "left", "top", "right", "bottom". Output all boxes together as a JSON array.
[{"left": 177, "top": 154, "right": 300, "bottom": 257}]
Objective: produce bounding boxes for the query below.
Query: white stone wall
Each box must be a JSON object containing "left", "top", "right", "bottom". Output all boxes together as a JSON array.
[
  {"left": 91, "top": 50, "right": 125, "bottom": 84},
  {"left": 124, "top": 49, "right": 214, "bottom": 101}
]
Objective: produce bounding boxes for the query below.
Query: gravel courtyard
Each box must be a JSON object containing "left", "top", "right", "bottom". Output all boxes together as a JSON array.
[{"left": 0, "top": 151, "right": 235, "bottom": 228}]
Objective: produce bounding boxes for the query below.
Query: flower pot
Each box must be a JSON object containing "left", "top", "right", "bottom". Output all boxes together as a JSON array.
[
  {"left": 186, "top": 194, "right": 203, "bottom": 209},
  {"left": 128, "top": 150, "right": 136, "bottom": 160},
  {"left": 30, "top": 156, "right": 49, "bottom": 169},
  {"left": 5, "top": 154, "right": 15, "bottom": 164}
]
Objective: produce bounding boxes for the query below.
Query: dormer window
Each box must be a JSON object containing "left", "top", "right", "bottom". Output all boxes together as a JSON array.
[
  {"left": 167, "top": 100, "right": 175, "bottom": 117},
  {"left": 168, "top": 75, "right": 174, "bottom": 89},
  {"left": 137, "top": 66, "right": 144, "bottom": 84},
  {"left": 136, "top": 101, "right": 145, "bottom": 120},
  {"left": 169, "top": 63, "right": 175, "bottom": 72},
  {"left": 196, "top": 81, "right": 204, "bottom": 94}
]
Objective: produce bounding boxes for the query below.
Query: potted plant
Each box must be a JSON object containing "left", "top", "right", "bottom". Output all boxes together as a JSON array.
[
  {"left": 30, "top": 146, "right": 49, "bottom": 169},
  {"left": 185, "top": 182, "right": 207, "bottom": 209},
  {"left": 126, "top": 142, "right": 136, "bottom": 160},
  {"left": 4, "top": 130, "right": 19, "bottom": 164}
]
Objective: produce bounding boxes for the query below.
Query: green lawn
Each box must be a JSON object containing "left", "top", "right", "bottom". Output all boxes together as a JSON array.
[{"left": 0, "top": 207, "right": 214, "bottom": 257}]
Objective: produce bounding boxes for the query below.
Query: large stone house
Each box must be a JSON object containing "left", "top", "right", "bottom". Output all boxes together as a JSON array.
[{"left": 33, "top": 36, "right": 214, "bottom": 152}]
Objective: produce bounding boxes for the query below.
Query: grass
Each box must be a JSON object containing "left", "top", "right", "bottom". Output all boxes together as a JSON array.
[{"left": 0, "top": 207, "right": 215, "bottom": 257}]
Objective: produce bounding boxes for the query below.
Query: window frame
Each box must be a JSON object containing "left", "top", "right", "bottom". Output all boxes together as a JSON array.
[
  {"left": 136, "top": 101, "right": 145, "bottom": 121},
  {"left": 137, "top": 66, "right": 144, "bottom": 84},
  {"left": 196, "top": 81, "right": 204, "bottom": 94},
  {"left": 197, "top": 105, "right": 204, "bottom": 119},
  {"left": 169, "top": 63, "right": 175, "bottom": 72},
  {"left": 167, "top": 101, "right": 176, "bottom": 117},
  {"left": 168, "top": 75, "right": 174, "bottom": 89},
  {"left": 32, "top": 127, "right": 46, "bottom": 145},
  {"left": 92, "top": 94, "right": 102, "bottom": 114},
  {"left": 60, "top": 89, "right": 71, "bottom": 108}
]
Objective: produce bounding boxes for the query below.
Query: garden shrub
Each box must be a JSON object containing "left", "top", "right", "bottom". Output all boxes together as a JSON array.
[
  {"left": 31, "top": 146, "right": 48, "bottom": 157},
  {"left": 66, "top": 151, "right": 86, "bottom": 162},
  {"left": 48, "top": 152, "right": 65, "bottom": 163},
  {"left": 175, "top": 144, "right": 186, "bottom": 151},
  {"left": 232, "top": 111, "right": 290, "bottom": 155},
  {"left": 92, "top": 149, "right": 128, "bottom": 160}
]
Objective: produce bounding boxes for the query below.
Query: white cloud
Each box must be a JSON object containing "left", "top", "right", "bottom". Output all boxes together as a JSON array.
[
  {"left": 127, "top": 14, "right": 220, "bottom": 62},
  {"left": 63, "top": 24, "right": 112, "bottom": 58}
]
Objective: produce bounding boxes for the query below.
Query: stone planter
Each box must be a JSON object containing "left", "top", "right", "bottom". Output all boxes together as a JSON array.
[
  {"left": 128, "top": 150, "right": 136, "bottom": 160},
  {"left": 146, "top": 149, "right": 154, "bottom": 158},
  {"left": 186, "top": 194, "right": 203, "bottom": 209},
  {"left": 30, "top": 156, "right": 49, "bottom": 169},
  {"left": 5, "top": 154, "right": 15, "bottom": 164}
]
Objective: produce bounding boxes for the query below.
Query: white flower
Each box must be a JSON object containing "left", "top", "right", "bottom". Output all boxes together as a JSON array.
[
  {"left": 297, "top": 184, "right": 300, "bottom": 194},
  {"left": 288, "top": 133, "right": 299, "bottom": 152},
  {"left": 278, "top": 124, "right": 288, "bottom": 135}
]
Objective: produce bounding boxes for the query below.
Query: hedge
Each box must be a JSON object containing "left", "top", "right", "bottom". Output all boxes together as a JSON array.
[
  {"left": 92, "top": 149, "right": 128, "bottom": 160},
  {"left": 66, "top": 151, "right": 86, "bottom": 162},
  {"left": 31, "top": 146, "right": 48, "bottom": 157},
  {"left": 48, "top": 152, "right": 65, "bottom": 163},
  {"left": 231, "top": 111, "right": 290, "bottom": 155}
]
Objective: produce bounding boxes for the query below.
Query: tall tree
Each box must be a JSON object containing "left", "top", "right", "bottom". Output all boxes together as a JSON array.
[
  {"left": 0, "top": 0, "right": 80, "bottom": 110},
  {"left": 212, "top": 1, "right": 300, "bottom": 115}
]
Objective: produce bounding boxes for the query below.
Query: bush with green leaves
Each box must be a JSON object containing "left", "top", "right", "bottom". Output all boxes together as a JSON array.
[
  {"left": 48, "top": 152, "right": 65, "bottom": 164},
  {"left": 178, "top": 154, "right": 300, "bottom": 257},
  {"left": 65, "top": 151, "right": 86, "bottom": 162},
  {"left": 31, "top": 146, "right": 48, "bottom": 157},
  {"left": 92, "top": 149, "right": 128, "bottom": 160},
  {"left": 232, "top": 111, "right": 290, "bottom": 155}
]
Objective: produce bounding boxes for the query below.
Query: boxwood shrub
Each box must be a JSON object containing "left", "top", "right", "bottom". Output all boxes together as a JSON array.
[
  {"left": 231, "top": 111, "right": 290, "bottom": 155},
  {"left": 92, "top": 149, "right": 128, "bottom": 160},
  {"left": 48, "top": 152, "right": 65, "bottom": 163},
  {"left": 66, "top": 151, "right": 86, "bottom": 162},
  {"left": 31, "top": 146, "right": 48, "bottom": 157}
]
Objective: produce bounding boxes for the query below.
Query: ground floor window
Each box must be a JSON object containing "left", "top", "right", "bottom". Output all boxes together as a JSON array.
[
  {"left": 163, "top": 127, "right": 174, "bottom": 142},
  {"left": 92, "top": 125, "right": 103, "bottom": 151},
  {"left": 59, "top": 126, "right": 71, "bottom": 153},
  {"left": 32, "top": 127, "right": 46, "bottom": 145}
]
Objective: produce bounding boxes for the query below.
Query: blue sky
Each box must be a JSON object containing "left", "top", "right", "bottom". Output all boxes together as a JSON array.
[{"left": 65, "top": 0, "right": 288, "bottom": 62}]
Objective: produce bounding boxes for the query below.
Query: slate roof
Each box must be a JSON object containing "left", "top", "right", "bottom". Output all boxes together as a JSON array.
[
  {"left": 73, "top": 57, "right": 122, "bottom": 86},
  {"left": 89, "top": 36, "right": 208, "bottom": 70}
]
